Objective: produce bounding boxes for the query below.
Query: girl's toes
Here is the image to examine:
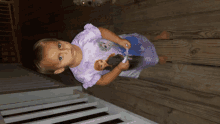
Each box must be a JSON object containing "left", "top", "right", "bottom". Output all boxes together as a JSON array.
[
  {"left": 154, "top": 31, "right": 171, "bottom": 40},
  {"left": 163, "top": 56, "right": 168, "bottom": 60},
  {"left": 158, "top": 56, "right": 168, "bottom": 65},
  {"left": 161, "top": 31, "right": 171, "bottom": 39},
  {"left": 159, "top": 60, "right": 166, "bottom": 65}
]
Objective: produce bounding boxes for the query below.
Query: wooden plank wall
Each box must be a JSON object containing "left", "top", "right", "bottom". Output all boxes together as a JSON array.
[
  {"left": 83, "top": 0, "right": 220, "bottom": 124},
  {"left": 0, "top": 64, "right": 64, "bottom": 95},
  {"left": 0, "top": 1, "right": 19, "bottom": 63}
]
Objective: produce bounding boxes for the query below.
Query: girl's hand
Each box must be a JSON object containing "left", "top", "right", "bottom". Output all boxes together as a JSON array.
[
  {"left": 117, "top": 60, "right": 130, "bottom": 71},
  {"left": 118, "top": 39, "right": 131, "bottom": 49}
]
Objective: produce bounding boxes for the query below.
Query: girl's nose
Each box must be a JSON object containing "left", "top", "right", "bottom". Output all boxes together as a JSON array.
[{"left": 60, "top": 49, "right": 71, "bottom": 54}]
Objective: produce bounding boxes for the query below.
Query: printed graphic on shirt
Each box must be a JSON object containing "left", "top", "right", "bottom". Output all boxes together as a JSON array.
[{"left": 98, "top": 40, "right": 116, "bottom": 51}]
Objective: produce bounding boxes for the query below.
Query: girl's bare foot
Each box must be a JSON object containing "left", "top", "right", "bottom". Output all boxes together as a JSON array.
[
  {"left": 154, "top": 31, "right": 171, "bottom": 40},
  {"left": 158, "top": 56, "right": 168, "bottom": 65}
]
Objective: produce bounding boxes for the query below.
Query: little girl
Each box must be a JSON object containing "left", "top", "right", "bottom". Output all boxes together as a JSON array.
[{"left": 33, "top": 23, "right": 169, "bottom": 89}]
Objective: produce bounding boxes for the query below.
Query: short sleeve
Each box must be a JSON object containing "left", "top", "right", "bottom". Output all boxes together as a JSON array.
[
  {"left": 72, "top": 23, "right": 102, "bottom": 46},
  {"left": 75, "top": 73, "right": 101, "bottom": 90},
  {"left": 84, "top": 23, "right": 102, "bottom": 37}
]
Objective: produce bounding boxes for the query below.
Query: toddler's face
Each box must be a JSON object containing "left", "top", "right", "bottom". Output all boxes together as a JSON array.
[{"left": 39, "top": 41, "right": 77, "bottom": 71}]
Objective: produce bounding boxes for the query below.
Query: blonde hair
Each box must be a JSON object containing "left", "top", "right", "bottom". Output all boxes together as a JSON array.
[{"left": 33, "top": 38, "right": 61, "bottom": 74}]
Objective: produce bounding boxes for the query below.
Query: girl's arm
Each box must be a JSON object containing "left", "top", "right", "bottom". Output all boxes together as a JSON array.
[
  {"left": 98, "top": 27, "right": 131, "bottom": 50},
  {"left": 96, "top": 66, "right": 122, "bottom": 86},
  {"left": 98, "top": 27, "right": 122, "bottom": 44},
  {"left": 96, "top": 60, "right": 129, "bottom": 86}
]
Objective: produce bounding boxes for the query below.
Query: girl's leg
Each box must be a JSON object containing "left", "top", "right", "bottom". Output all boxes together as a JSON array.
[
  {"left": 154, "top": 31, "right": 171, "bottom": 40},
  {"left": 149, "top": 31, "right": 170, "bottom": 64},
  {"left": 144, "top": 31, "right": 170, "bottom": 41}
]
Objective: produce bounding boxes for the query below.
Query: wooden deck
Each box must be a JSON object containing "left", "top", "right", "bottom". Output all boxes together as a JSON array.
[
  {"left": 16, "top": 0, "right": 220, "bottom": 123},
  {"left": 83, "top": 0, "right": 220, "bottom": 124}
]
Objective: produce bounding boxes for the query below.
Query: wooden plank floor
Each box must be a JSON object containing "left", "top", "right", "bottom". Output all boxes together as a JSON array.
[
  {"left": 84, "top": 0, "right": 220, "bottom": 124},
  {"left": 83, "top": 79, "right": 220, "bottom": 124},
  {"left": 15, "top": 0, "right": 220, "bottom": 123}
]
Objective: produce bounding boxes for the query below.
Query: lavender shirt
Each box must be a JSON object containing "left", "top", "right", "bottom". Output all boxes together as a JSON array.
[{"left": 70, "top": 23, "right": 159, "bottom": 89}]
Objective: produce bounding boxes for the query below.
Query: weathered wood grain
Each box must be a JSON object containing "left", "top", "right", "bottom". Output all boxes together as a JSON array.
[
  {"left": 168, "top": 109, "right": 218, "bottom": 124},
  {"left": 91, "top": 1, "right": 220, "bottom": 124},
  {"left": 84, "top": 82, "right": 219, "bottom": 124},
  {"left": 104, "top": 76, "right": 220, "bottom": 123},
  {"left": 114, "top": 10, "right": 220, "bottom": 33},
  {"left": 23, "top": 3, "right": 113, "bottom": 33},
  {"left": 100, "top": 24, "right": 115, "bottom": 32},
  {"left": 90, "top": 14, "right": 113, "bottom": 26},
  {"left": 112, "top": 0, "right": 171, "bottom": 16},
  {"left": 139, "top": 30, "right": 220, "bottom": 40},
  {"left": 113, "top": 0, "right": 220, "bottom": 24},
  {"left": 28, "top": 24, "right": 114, "bottom": 42},
  {"left": 139, "top": 63, "right": 220, "bottom": 95},
  {"left": 113, "top": 0, "right": 135, "bottom": 6},
  {"left": 149, "top": 39, "right": 220, "bottom": 67}
]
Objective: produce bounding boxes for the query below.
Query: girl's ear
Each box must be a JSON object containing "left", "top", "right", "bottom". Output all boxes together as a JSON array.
[{"left": 54, "top": 68, "right": 65, "bottom": 74}]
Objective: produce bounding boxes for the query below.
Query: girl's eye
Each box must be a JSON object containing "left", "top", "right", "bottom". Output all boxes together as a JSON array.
[
  {"left": 58, "top": 43, "right": 61, "bottom": 48},
  {"left": 59, "top": 56, "right": 63, "bottom": 61}
]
